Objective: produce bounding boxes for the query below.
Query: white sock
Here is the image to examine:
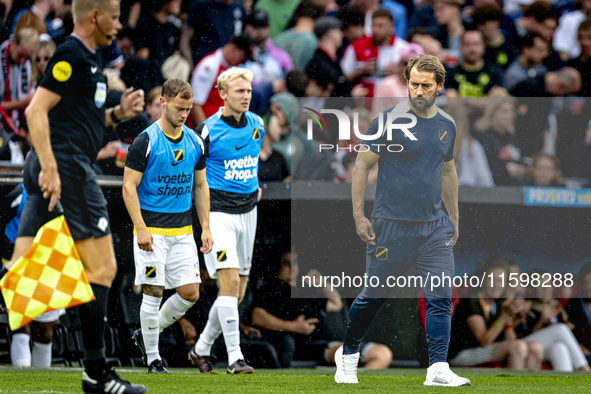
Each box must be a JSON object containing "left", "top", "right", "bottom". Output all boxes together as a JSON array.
[
  {"left": 159, "top": 292, "right": 195, "bottom": 331},
  {"left": 140, "top": 294, "right": 162, "bottom": 366},
  {"left": 217, "top": 296, "right": 243, "bottom": 365},
  {"left": 11, "top": 333, "right": 31, "bottom": 367},
  {"left": 31, "top": 342, "right": 52, "bottom": 367},
  {"left": 195, "top": 298, "right": 222, "bottom": 357}
]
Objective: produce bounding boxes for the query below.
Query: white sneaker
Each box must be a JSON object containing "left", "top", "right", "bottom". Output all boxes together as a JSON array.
[
  {"left": 424, "top": 362, "right": 471, "bottom": 386},
  {"left": 334, "top": 346, "right": 360, "bottom": 384}
]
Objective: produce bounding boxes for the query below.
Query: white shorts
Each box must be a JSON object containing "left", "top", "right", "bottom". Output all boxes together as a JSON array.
[
  {"left": 33, "top": 308, "right": 65, "bottom": 323},
  {"left": 134, "top": 233, "right": 201, "bottom": 289},
  {"left": 204, "top": 208, "right": 257, "bottom": 279}
]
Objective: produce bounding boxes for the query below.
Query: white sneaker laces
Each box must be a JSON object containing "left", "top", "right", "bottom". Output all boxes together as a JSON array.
[{"left": 342, "top": 355, "right": 358, "bottom": 375}]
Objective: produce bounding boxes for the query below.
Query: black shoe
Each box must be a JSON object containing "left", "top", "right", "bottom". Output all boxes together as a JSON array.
[
  {"left": 82, "top": 369, "right": 147, "bottom": 393},
  {"left": 188, "top": 347, "right": 219, "bottom": 374},
  {"left": 227, "top": 359, "right": 254, "bottom": 374},
  {"left": 132, "top": 329, "right": 146, "bottom": 361},
  {"left": 148, "top": 359, "right": 170, "bottom": 374}
]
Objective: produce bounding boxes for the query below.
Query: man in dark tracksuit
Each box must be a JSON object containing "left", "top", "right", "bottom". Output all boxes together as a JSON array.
[{"left": 333, "top": 54, "right": 471, "bottom": 387}]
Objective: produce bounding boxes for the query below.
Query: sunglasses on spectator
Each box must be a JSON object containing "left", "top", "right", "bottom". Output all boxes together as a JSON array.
[{"left": 36, "top": 57, "right": 50, "bottom": 62}]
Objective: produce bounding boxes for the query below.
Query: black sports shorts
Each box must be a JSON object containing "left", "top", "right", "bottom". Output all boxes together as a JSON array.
[{"left": 18, "top": 151, "right": 111, "bottom": 241}]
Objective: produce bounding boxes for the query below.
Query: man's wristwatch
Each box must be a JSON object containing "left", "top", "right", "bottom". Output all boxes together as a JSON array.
[{"left": 111, "top": 108, "right": 121, "bottom": 124}]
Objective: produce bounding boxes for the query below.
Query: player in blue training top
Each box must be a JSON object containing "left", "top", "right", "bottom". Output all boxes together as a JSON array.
[
  {"left": 122, "top": 79, "right": 213, "bottom": 374},
  {"left": 334, "top": 54, "right": 471, "bottom": 387},
  {"left": 190, "top": 67, "right": 263, "bottom": 374}
]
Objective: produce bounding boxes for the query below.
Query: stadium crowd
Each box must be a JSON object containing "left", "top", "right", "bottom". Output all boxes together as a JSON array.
[{"left": 0, "top": 0, "right": 591, "bottom": 372}]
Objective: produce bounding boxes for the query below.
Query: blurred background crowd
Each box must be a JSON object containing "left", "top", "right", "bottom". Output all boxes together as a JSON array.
[{"left": 0, "top": 0, "right": 591, "bottom": 372}]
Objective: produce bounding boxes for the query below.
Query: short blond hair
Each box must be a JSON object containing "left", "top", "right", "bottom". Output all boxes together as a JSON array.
[
  {"left": 217, "top": 67, "right": 253, "bottom": 92},
  {"left": 15, "top": 27, "right": 39, "bottom": 51},
  {"left": 72, "top": 0, "right": 114, "bottom": 24},
  {"left": 404, "top": 54, "right": 446, "bottom": 85}
]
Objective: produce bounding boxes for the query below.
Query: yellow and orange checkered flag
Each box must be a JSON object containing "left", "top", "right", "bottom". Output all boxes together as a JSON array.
[{"left": 0, "top": 215, "right": 95, "bottom": 330}]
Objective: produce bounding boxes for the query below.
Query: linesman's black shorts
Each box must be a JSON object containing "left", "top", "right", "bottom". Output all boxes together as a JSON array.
[{"left": 18, "top": 151, "right": 111, "bottom": 241}]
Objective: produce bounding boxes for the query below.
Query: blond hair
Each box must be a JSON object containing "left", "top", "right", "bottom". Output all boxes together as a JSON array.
[
  {"left": 404, "top": 54, "right": 446, "bottom": 85},
  {"left": 474, "top": 96, "right": 517, "bottom": 132},
  {"left": 15, "top": 27, "right": 39, "bottom": 51},
  {"left": 217, "top": 67, "right": 253, "bottom": 92},
  {"left": 31, "top": 40, "right": 57, "bottom": 84},
  {"left": 72, "top": 0, "right": 114, "bottom": 24}
]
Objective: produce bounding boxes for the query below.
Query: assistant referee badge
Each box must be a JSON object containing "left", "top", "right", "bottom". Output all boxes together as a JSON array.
[
  {"left": 217, "top": 250, "right": 227, "bottom": 262},
  {"left": 375, "top": 246, "right": 388, "bottom": 260},
  {"left": 52, "top": 61, "right": 72, "bottom": 82},
  {"left": 439, "top": 129, "right": 448, "bottom": 143},
  {"left": 252, "top": 128, "right": 260, "bottom": 141}
]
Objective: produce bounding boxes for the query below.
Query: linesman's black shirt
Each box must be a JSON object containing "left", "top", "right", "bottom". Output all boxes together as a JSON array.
[{"left": 41, "top": 35, "right": 107, "bottom": 162}]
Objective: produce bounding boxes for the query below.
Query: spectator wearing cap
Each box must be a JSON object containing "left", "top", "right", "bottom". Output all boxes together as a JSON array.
[
  {"left": 274, "top": 2, "right": 323, "bottom": 70},
  {"left": 521, "top": 2, "right": 564, "bottom": 71},
  {"left": 135, "top": 0, "right": 182, "bottom": 86},
  {"left": 181, "top": 0, "right": 246, "bottom": 68},
  {"left": 503, "top": 33, "right": 549, "bottom": 92},
  {"left": 337, "top": 5, "right": 365, "bottom": 60},
  {"left": 340, "top": 9, "right": 409, "bottom": 97},
  {"left": 255, "top": 0, "right": 301, "bottom": 39},
  {"left": 307, "top": 16, "right": 353, "bottom": 97},
  {"left": 553, "top": 0, "right": 591, "bottom": 61},
  {"left": 351, "top": 0, "right": 407, "bottom": 40},
  {"left": 372, "top": 43, "right": 423, "bottom": 113},
  {"left": 433, "top": 0, "right": 465, "bottom": 61},
  {"left": 472, "top": 4, "right": 519, "bottom": 70},
  {"left": 445, "top": 30, "right": 503, "bottom": 98},
  {"left": 189, "top": 36, "right": 252, "bottom": 126},
  {"left": 243, "top": 10, "right": 293, "bottom": 84}
]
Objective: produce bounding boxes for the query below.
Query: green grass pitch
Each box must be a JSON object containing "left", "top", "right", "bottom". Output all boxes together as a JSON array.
[{"left": 0, "top": 366, "right": 589, "bottom": 393}]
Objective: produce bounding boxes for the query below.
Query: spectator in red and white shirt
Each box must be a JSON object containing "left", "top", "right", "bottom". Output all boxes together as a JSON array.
[
  {"left": 0, "top": 27, "right": 39, "bottom": 128},
  {"left": 189, "top": 36, "right": 252, "bottom": 126},
  {"left": 340, "top": 9, "right": 408, "bottom": 97}
]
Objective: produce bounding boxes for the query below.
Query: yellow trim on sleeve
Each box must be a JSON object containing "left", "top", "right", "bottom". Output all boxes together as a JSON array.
[{"left": 133, "top": 225, "right": 193, "bottom": 236}]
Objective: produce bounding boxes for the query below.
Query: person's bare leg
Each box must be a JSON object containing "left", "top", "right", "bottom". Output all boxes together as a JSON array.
[
  {"left": 360, "top": 344, "right": 393, "bottom": 369},
  {"left": 6, "top": 236, "right": 35, "bottom": 268},
  {"left": 525, "top": 341, "right": 544, "bottom": 370},
  {"left": 238, "top": 276, "right": 249, "bottom": 304},
  {"left": 490, "top": 340, "right": 528, "bottom": 370}
]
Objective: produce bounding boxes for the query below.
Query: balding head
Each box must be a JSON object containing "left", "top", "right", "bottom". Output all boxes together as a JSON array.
[{"left": 546, "top": 67, "right": 582, "bottom": 96}]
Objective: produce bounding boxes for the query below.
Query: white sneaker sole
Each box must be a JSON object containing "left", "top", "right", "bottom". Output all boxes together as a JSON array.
[{"left": 424, "top": 380, "right": 471, "bottom": 387}]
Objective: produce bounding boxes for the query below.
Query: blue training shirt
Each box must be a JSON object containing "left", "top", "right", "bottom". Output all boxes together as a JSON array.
[
  {"left": 368, "top": 100, "right": 456, "bottom": 222},
  {"left": 197, "top": 108, "right": 264, "bottom": 214},
  {"left": 4, "top": 184, "right": 27, "bottom": 243},
  {"left": 136, "top": 123, "right": 204, "bottom": 214},
  {"left": 126, "top": 122, "right": 206, "bottom": 233}
]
